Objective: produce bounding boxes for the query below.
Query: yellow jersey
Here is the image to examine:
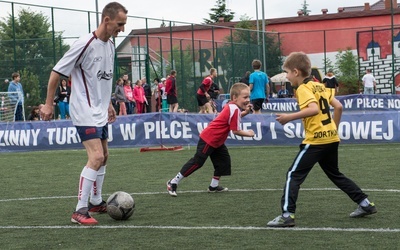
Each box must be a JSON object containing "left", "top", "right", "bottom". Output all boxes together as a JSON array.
[{"left": 296, "top": 80, "right": 340, "bottom": 145}]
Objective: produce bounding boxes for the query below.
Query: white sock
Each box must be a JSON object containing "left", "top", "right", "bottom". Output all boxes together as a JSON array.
[
  {"left": 171, "top": 172, "right": 184, "bottom": 184},
  {"left": 359, "top": 198, "right": 371, "bottom": 207},
  {"left": 76, "top": 166, "right": 98, "bottom": 211},
  {"left": 90, "top": 165, "right": 106, "bottom": 205},
  {"left": 283, "top": 212, "right": 294, "bottom": 218},
  {"left": 210, "top": 176, "right": 220, "bottom": 187}
]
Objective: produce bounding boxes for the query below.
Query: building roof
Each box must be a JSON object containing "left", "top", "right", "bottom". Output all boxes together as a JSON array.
[
  {"left": 117, "top": 0, "right": 400, "bottom": 50},
  {"left": 342, "top": 0, "right": 400, "bottom": 12}
]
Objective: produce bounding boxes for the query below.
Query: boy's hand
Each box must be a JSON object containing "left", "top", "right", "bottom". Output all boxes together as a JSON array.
[
  {"left": 276, "top": 113, "right": 290, "bottom": 125},
  {"left": 247, "top": 129, "right": 255, "bottom": 137},
  {"left": 246, "top": 104, "right": 254, "bottom": 114}
]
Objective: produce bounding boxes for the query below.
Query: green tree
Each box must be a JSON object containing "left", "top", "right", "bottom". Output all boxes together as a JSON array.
[
  {"left": 299, "top": 0, "right": 311, "bottom": 16},
  {"left": 322, "top": 57, "right": 335, "bottom": 75},
  {"left": 335, "top": 48, "right": 360, "bottom": 95},
  {"left": 221, "top": 15, "right": 282, "bottom": 92},
  {"left": 203, "top": 0, "right": 235, "bottom": 24},
  {"left": 19, "top": 68, "right": 42, "bottom": 116},
  {"left": 0, "top": 8, "right": 69, "bottom": 99}
]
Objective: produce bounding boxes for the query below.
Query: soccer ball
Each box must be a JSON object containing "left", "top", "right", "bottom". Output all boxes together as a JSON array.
[{"left": 106, "top": 191, "right": 135, "bottom": 220}]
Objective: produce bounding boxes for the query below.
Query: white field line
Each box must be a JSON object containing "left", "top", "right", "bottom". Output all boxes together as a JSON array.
[
  {"left": 0, "top": 188, "right": 398, "bottom": 233},
  {"left": 0, "top": 188, "right": 399, "bottom": 202},
  {"left": 0, "top": 225, "right": 398, "bottom": 233}
]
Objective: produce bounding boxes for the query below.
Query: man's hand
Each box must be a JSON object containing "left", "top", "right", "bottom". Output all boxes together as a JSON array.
[{"left": 41, "top": 104, "right": 54, "bottom": 121}]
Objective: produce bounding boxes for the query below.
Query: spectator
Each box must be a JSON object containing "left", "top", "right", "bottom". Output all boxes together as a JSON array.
[
  {"left": 38, "top": 103, "right": 44, "bottom": 120},
  {"left": 27, "top": 106, "right": 40, "bottom": 121},
  {"left": 362, "top": 69, "right": 376, "bottom": 95},
  {"left": 133, "top": 79, "right": 146, "bottom": 114},
  {"left": 124, "top": 79, "right": 135, "bottom": 114},
  {"left": 239, "top": 71, "right": 251, "bottom": 86},
  {"left": 114, "top": 78, "right": 127, "bottom": 115},
  {"left": 160, "top": 77, "right": 168, "bottom": 112},
  {"left": 249, "top": 60, "right": 269, "bottom": 114},
  {"left": 111, "top": 93, "right": 119, "bottom": 114},
  {"left": 122, "top": 74, "right": 129, "bottom": 84},
  {"left": 7, "top": 72, "right": 24, "bottom": 121},
  {"left": 142, "top": 77, "right": 152, "bottom": 113},
  {"left": 56, "top": 79, "right": 71, "bottom": 119},
  {"left": 153, "top": 78, "right": 162, "bottom": 112},
  {"left": 40, "top": 2, "right": 127, "bottom": 225},
  {"left": 277, "top": 84, "right": 289, "bottom": 98},
  {"left": 322, "top": 69, "right": 339, "bottom": 95},
  {"left": 208, "top": 81, "right": 220, "bottom": 114},
  {"left": 165, "top": 70, "right": 179, "bottom": 112},
  {"left": 197, "top": 68, "right": 217, "bottom": 114}
]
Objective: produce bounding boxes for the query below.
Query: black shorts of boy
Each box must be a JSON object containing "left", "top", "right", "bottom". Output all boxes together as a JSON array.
[
  {"left": 251, "top": 98, "right": 265, "bottom": 111},
  {"left": 180, "top": 138, "right": 231, "bottom": 177},
  {"left": 167, "top": 95, "right": 178, "bottom": 105},
  {"left": 76, "top": 125, "right": 108, "bottom": 141},
  {"left": 196, "top": 93, "right": 209, "bottom": 106}
]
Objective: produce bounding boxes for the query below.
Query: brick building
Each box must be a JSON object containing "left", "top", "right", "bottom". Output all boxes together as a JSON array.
[{"left": 118, "top": 0, "right": 400, "bottom": 94}]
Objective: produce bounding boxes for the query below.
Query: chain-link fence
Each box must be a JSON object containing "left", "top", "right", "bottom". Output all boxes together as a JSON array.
[{"left": 0, "top": 1, "right": 399, "bottom": 113}]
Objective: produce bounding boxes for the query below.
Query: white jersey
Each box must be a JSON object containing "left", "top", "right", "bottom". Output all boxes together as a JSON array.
[
  {"left": 53, "top": 32, "right": 115, "bottom": 127},
  {"left": 362, "top": 73, "right": 376, "bottom": 88}
]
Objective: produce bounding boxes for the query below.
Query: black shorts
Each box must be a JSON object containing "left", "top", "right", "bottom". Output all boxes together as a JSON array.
[
  {"left": 167, "top": 95, "right": 178, "bottom": 105},
  {"left": 196, "top": 94, "right": 209, "bottom": 106},
  {"left": 179, "top": 138, "right": 231, "bottom": 177},
  {"left": 251, "top": 98, "right": 265, "bottom": 111}
]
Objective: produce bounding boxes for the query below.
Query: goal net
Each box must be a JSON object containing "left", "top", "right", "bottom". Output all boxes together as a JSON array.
[{"left": 0, "top": 92, "right": 24, "bottom": 122}]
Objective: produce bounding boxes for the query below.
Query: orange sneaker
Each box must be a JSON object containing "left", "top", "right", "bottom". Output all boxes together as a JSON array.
[{"left": 71, "top": 208, "right": 98, "bottom": 225}]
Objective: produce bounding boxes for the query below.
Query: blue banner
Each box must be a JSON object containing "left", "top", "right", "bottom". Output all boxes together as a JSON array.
[
  {"left": 216, "top": 94, "right": 400, "bottom": 112},
  {"left": 0, "top": 111, "right": 398, "bottom": 152}
]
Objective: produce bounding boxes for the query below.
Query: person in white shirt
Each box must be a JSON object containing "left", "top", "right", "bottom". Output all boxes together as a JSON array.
[
  {"left": 41, "top": 2, "right": 128, "bottom": 225},
  {"left": 362, "top": 69, "right": 376, "bottom": 95}
]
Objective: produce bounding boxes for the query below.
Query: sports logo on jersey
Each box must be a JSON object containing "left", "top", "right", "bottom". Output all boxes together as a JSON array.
[
  {"left": 93, "top": 56, "right": 102, "bottom": 62},
  {"left": 97, "top": 70, "right": 113, "bottom": 81}
]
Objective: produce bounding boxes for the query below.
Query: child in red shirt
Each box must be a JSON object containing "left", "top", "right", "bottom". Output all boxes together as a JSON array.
[
  {"left": 167, "top": 83, "right": 255, "bottom": 197},
  {"left": 133, "top": 79, "right": 146, "bottom": 114}
]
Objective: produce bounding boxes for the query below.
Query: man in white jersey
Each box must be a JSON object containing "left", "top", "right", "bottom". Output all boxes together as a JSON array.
[
  {"left": 362, "top": 69, "right": 376, "bottom": 95},
  {"left": 41, "top": 2, "right": 128, "bottom": 225}
]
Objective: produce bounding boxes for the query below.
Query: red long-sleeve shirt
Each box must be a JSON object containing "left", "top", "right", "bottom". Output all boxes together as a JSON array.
[{"left": 165, "top": 76, "right": 177, "bottom": 96}]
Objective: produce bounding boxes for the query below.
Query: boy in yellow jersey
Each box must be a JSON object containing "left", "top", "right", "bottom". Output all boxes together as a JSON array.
[{"left": 267, "top": 52, "right": 377, "bottom": 227}]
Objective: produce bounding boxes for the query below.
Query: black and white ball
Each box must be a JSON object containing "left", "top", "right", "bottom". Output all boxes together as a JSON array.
[{"left": 106, "top": 191, "right": 135, "bottom": 220}]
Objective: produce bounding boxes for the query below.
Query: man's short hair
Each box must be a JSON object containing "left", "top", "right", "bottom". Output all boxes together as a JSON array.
[{"left": 102, "top": 2, "right": 128, "bottom": 21}]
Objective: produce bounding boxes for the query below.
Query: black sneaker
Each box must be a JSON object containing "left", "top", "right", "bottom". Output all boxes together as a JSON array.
[
  {"left": 88, "top": 200, "right": 107, "bottom": 214},
  {"left": 167, "top": 180, "right": 177, "bottom": 197},
  {"left": 267, "top": 214, "right": 295, "bottom": 227},
  {"left": 350, "top": 203, "right": 377, "bottom": 218},
  {"left": 208, "top": 186, "right": 228, "bottom": 193}
]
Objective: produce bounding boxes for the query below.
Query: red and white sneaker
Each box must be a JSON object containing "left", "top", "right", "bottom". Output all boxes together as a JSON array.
[
  {"left": 88, "top": 200, "right": 107, "bottom": 214},
  {"left": 71, "top": 208, "right": 98, "bottom": 225}
]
